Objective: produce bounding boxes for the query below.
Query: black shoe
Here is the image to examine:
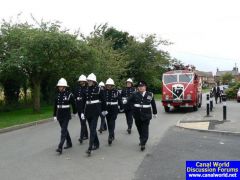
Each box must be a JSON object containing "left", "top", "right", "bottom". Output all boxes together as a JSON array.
[
  {"left": 86, "top": 149, "right": 91, "bottom": 156},
  {"left": 140, "top": 145, "right": 145, "bottom": 151},
  {"left": 108, "top": 138, "right": 112, "bottom": 145},
  {"left": 64, "top": 145, "right": 72, "bottom": 149},
  {"left": 78, "top": 138, "right": 83, "bottom": 144},
  {"left": 127, "top": 129, "right": 131, "bottom": 134},
  {"left": 56, "top": 148, "right": 62, "bottom": 154},
  {"left": 92, "top": 145, "right": 99, "bottom": 150},
  {"left": 98, "top": 129, "right": 103, "bottom": 133},
  {"left": 82, "top": 136, "right": 88, "bottom": 140}
]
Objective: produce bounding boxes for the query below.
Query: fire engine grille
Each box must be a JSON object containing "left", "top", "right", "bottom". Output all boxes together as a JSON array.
[{"left": 173, "top": 86, "right": 183, "bottom": 99}]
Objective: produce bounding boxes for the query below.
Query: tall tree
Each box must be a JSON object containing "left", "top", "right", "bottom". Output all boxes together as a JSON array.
[
  {"left": 221, "top": 73, "right": 234, "bottom": 84},
  {"left": 125, "top": 35, "right": 171, "bottom": 92},
  {"left": 0, "top": 20, "right": 85, "bottom": 112}
]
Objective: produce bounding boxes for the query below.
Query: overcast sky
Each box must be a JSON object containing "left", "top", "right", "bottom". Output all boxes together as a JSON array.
[{"left": 1, "top": 0, "right": 240, "bottom": 74}]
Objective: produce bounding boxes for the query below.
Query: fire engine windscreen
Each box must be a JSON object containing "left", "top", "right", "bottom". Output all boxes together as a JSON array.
[
  {"left": 179, "top": 74, "right": 193, "bottom": 83},
  {"left": 163, "top": 74, "right": 193, "bottom": 84},
  {"left": 163, "top": 75, "right": 177, "bottom": 84}
]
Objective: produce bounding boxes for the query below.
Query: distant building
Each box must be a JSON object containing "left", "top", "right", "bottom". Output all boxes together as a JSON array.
[
  {"left": 194, "top": 70, "right": 215, "bottom": 87},
  {"left": 215, "top": 67, "right": 240, "bottom": 84}
]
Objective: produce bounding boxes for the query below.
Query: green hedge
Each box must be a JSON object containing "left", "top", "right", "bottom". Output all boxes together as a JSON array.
[{"left": 225, "top": 82, "right": 240, "bottom": 99}]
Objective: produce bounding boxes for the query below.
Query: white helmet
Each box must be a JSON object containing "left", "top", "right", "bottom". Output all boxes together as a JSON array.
[
  {"left": 99, "top": 81, "right": 105, "bottom": 87},
  {"left": 106, "top": 78, "right": 115, "bottom": 85},
  {"left": 126, "top": 78, "right": 133, "bottom": 83},
  {"left": 57, "top": 78, "right": 68, "bottom": 87},
  {"left": 78, "top": 75, "right": 87, "bottom": 82},
  {"left": 87, "top": 73, "right": 97, "bottom": 82}
]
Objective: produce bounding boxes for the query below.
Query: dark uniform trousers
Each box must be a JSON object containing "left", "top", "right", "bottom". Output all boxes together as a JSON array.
[
  {"left": 99, "top": 113, "right": 107, "bottom": 130},
  {"left": 128, "top": 91, "right": 157, "bottom": 146},
  {"left": 53, "top": 91, "right": 77, "bottom": 149},
  {"left": 83, "top": 85, "right": 106, "bottom": 150},
  {"left": 86, "top": 111, "right": 100, "bottom": 149},
  {"left": 105, "top": 89, "right": 122, "bottom": 139},
  {"left": 121, "top": 87, "right": 135, "bottom": 130},
  {"left": 135, "top": 119, "right": 150, "bottom": 145},
  {"left": 75, "top": 86, "right": 88, "bottom": 140},
  {"left": 125, "top": 110, "right": 133, "bottom": 130},
  {"left": 106, "top": 106, "right": 118, "bottom": 139},
  {"left": 58, "top": 118, "right": 71, "bottom": 148},
  {"left": 77, "top": 111, "right": 88, "bottom": 139}
]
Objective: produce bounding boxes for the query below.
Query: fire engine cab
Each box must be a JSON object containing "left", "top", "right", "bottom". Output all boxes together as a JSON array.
[{"left": 161, "top": 70, "right": 202, "bottom": 112}]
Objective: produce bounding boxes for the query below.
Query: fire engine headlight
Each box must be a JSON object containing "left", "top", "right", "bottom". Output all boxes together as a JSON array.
[
  {"left": 186, "top": 94, "right": 192, "bottom": 100},
  {"left": 165, "top": 95, "right": 169, "bottom": 100}
]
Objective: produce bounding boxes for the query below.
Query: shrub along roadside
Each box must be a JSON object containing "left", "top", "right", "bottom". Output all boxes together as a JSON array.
[{"left": 225, "top": 83, "right": 240, "bottom": 99}]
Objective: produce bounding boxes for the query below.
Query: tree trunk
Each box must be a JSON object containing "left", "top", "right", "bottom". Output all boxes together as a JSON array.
[
  {"left": 23, "top": 83, "right": 28, "bottom": 105},
  {"left": 32, "top": 80, "right": 41, "bottom": 113}
]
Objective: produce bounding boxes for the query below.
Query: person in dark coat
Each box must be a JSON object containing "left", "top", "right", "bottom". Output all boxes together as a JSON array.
[
  {"left": 126, "top": 81, "right": 157, "bottom": 151},
  {"left": 104, "top": 78, "right": 122, "bottom": 145},
  {"left": 75, "top": 74, "right": 88, "bottom": 144},
  {"left": 213, "top": 85, "right": 221, "bottom": 104},
  {"left": 53, "top": 78, "right": 77, "bottom": 154},
  {"left": 121, "top": 78, "right": 136, "bottom": 134},
  {"left": 98, "top": 81, "right": 107, "bottom": 133},
  {"left": 82, "top": 73, "right": 107, "bottom": 156}
]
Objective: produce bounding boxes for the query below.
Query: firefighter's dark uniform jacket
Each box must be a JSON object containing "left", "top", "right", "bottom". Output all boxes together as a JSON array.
[
  {"left": 127, "top": 91, "right": 157, "bottom": 121},
  {"left": 53, "top": 90, "right": 77, "bottom": 120}
]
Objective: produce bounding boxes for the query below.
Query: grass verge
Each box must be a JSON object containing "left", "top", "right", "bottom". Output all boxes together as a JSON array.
[
  {"left": 0, "top": 106, "right": 53, "bottom": 129},
  {"left": 154, "top": 94, "right": 162, "bottom": 100}
]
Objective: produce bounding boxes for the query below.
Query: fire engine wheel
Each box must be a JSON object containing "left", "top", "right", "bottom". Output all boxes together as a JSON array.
[
  {"left": 164, "top": 106, "right": 170, "bottom": 113},
  {"left": 193, "top": 105, "right": 198, "bottom": 111}
]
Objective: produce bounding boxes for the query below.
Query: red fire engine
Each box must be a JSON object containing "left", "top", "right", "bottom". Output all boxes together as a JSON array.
[{"left": 161, "top": 70, "right": 202, "bottom": 112}]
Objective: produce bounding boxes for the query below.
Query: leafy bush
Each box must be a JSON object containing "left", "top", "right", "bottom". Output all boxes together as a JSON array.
[{"left": 225, "top": 82, "right": 240, "bottom": 99}]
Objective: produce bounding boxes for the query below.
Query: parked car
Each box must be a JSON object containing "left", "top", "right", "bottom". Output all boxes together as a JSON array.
[{"left": 237, "top": 88, "right": 240, "bottom": 102}]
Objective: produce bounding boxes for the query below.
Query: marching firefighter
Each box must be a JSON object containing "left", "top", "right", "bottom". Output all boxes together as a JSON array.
[
  {"left": 53, "top": 78, "right": 77, "bottom": 154},
  {"left": 121, "top": 78, "right": 136, "bottom": 134},
  {"left": 75, "top": 75, "right": 88, "bottom": 144},
  {"left": 125, "top": 81, "right": 157, "bottom": 151},
  {"left": 83, "top": 73, "right": 107, "bottom": 156},
  {"left": 98, "top": 81, "right": 107, "bottom": 133},
  {"left": 105, "top": 78, "right": 122, "bottom": 145}
]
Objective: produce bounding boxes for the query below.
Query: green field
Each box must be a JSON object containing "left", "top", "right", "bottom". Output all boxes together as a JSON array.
[{"left": 0, "top": 106, "right": 53, "bottom": 129}]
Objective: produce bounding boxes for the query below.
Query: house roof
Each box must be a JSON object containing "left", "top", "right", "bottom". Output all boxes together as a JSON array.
[
  {"left": 195, "top": 70, "right": 213, "bottom": 77},
  {"left": 216, "top": 70, "right": 239, "bottom": 77}
]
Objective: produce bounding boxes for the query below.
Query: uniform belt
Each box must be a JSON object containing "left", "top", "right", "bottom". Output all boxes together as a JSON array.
[
  {"left": 57, "top": 105, "right": 70, "bottom": 108},
  {"left": 134, "top": 104, "right": 151, "bottom": 108},
  {"left": 86, "top": 100, "right": 100, "bottom": 104},
  {"left": 77, "top": 97, "right": 82, "bottom": 101},
  {"left": 106, "top": 102, "right": 118, "bottom": 105}
]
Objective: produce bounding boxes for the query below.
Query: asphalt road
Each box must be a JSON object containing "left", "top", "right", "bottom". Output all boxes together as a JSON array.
[
  {"left": 0, "top": 102, "right": 183, "bottom": 180},
  {"left": 1, "top": 99, "right": 237, "bottom": 180},
  {"left": 134, "top": 127, "right": 240, "bottom": 180}
]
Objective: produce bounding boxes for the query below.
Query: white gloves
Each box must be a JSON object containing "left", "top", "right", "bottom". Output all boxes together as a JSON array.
[
  {"left": 153, "top": 114, "right": 157, "bottom": 118},
  {"left": 53, "top": 117, "right": 57, "bottom": 122},
  {"left": 81, "top": 113, "right": 85, "bottom": 120},
  {"left": 123, "top": 99, "right": 127, "bottom": 104},
  {"left": 102, "top": 111, "right": 108, "bottom": 116}
]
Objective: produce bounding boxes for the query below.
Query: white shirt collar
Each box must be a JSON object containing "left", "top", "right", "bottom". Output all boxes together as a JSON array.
[{"left": 142, "top": 91, "right": 146, "bottom": 97}]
